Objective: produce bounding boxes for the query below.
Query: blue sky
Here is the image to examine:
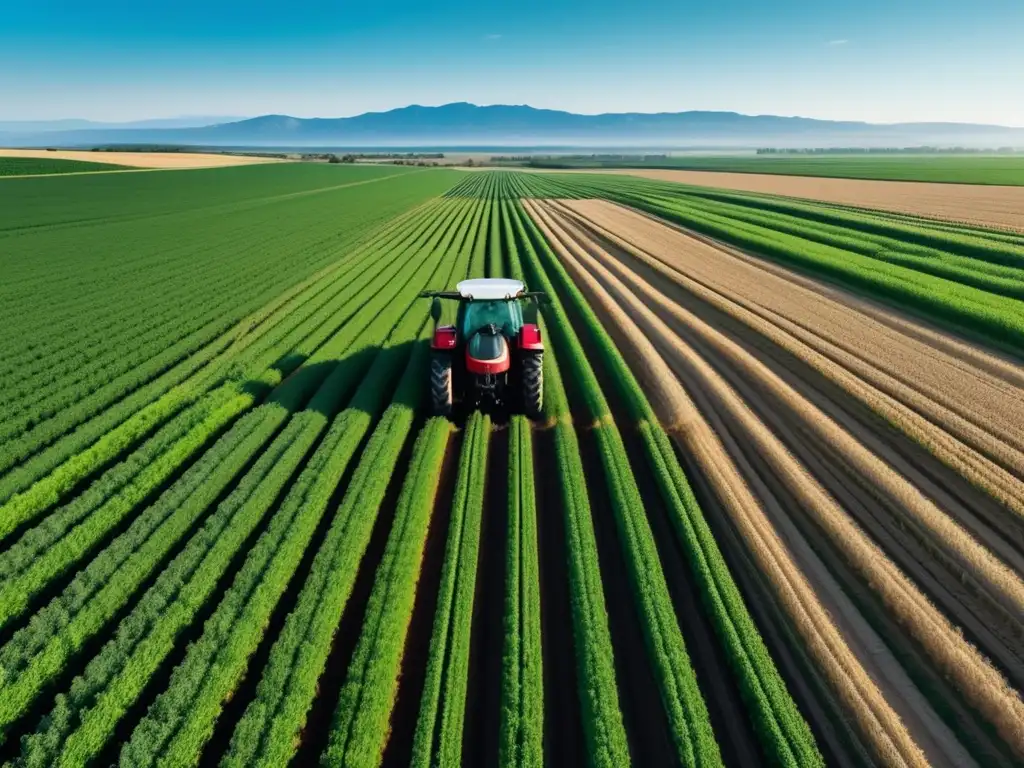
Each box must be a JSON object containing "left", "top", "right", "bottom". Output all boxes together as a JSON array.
[{"left": 2, "top": 0, "right": 1023, "bottom": 124}]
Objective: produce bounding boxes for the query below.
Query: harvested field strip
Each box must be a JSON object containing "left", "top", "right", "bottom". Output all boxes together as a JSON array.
[
  {"left": 575, "top": 168, "right": 1024, "bottom": 234},
  {"left": 649, "top": 192, "right": 1024, "bottom": 296},
  {"left": 529, "top": 198, "right": 1024, "bottom": 763},
  {"left": 672, "top": 186, "right": 1024, "bottom": 269},
  {"left": 521, "top": 196, "right": 821, "bottom": 766},
  {"left": 525, "top": 200, "right": 938, "bottom": 767},
  {"left": 0, "top": 201, "right": 468, "bottom": 763},
  {"left": 619, "top": 194, "right": 1024, "bottom": 351},
  {"left": 515, "top": 190, "right": 823, "bottom": 766},
  {"left": 410, "top": 411, "right": 491, "bottom": 768},
  {"left": 512, "top": 201, "right": 723, "bottom": 767},
  {"left": 549, "top": 200, "right": 1024, "bottom": 542},
  {"left": 509, "top": 172, "right": 1024, "bottom": 353}
]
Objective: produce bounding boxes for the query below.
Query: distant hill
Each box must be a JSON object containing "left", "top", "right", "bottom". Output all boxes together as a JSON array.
[
  {"left": 0, "top": 116, "right": 246, "bottom": 133},
  {"left": 2, "top": 103, "right": 1023, "bottom": 149}
]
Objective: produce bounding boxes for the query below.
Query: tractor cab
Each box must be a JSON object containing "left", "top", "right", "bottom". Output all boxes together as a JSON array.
[
  {"left": 458, "top": 295, "right": 524, "bottom": 339},
  {"left": 420, "top": 278, "right": 545, "bottom": 418}
]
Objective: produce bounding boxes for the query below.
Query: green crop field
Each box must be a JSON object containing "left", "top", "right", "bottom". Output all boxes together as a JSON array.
[
  {"left": 521, "top": 154, "right": 1024, "bottom": 185},
  {"left": 0, "top": 155, "right": 130, "bottom": 176},
  {"left": 1, "top": 164, "right": 1022, "bottom": 768}
]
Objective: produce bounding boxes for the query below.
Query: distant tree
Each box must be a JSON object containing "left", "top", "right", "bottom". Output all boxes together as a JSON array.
[
  {"left": 465, "top": 158, "right": 475, "bottom": 167},
  {"left": 328, "top": 154, "right": 341, "bottom": 163}
]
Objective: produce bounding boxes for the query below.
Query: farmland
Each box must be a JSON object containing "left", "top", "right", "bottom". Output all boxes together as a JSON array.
[
  {"left": 564, "top": 168, "right": 1024, "bottom": 233},
  {"left": 0, "top": 149, "right": 285, "bottom": 172},
  {"left": 0, "top": 156, "right": 130, "bottom": 177},
  {"left": 520, "top": 154, "right": 1024, "bottom": 186},
  {"left": 0, "top": 163, "right": 1022, "bottom": 768}
]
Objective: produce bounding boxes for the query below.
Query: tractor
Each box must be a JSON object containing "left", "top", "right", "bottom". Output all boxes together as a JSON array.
[{"left": 420, "top": 278, "right": 545, "bottom": 418}]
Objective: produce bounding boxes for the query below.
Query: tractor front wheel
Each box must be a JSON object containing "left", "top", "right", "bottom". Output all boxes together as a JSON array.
[
  {"left": 430, "top": 354, "right": 453, "bottom": 417},
  {"left": 521, "top": 352, "right": 543, "bottom": 418}
]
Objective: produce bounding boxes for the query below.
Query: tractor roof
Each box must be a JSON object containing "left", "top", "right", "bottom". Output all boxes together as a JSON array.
[{"left": 456, "top": 278, "right": 525, "bottom": 300}]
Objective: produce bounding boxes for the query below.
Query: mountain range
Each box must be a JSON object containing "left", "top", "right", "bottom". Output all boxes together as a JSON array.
[{"left": 2, "top": 103, "right": 1023, "bottom": 149}]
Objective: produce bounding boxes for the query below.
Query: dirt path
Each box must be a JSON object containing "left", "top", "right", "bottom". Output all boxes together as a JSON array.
[
  {"left": 567, "top": 168, "right": 1024, "bottom": 232},
  {"left": 0, "top": 148, "right": 285, "bottom": 170},
  {"left": 524, "top": 197, "right": 1024, "bottom": 765}
]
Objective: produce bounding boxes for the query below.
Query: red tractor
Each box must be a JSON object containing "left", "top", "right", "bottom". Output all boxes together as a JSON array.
[{"left": 420, "top": 278, "right": 545, "bottom": 418}]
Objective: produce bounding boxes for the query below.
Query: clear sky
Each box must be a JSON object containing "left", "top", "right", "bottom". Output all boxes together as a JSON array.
[{"left": 3, "top": 0, "right": 1023, "bottom": 125}]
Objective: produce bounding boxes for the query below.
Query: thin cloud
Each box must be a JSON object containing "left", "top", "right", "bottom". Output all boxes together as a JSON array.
[
  {"left": 484, "top": 34, "right": 503, "bottom": 40},
  {"left": 827, "top": 39, "right": 849, "bottom": 46}
]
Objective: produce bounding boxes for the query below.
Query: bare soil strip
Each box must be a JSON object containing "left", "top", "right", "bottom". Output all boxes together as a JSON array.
[
  {"left": 570, "top": 168, "right": 1024, "bottom": 232},
  {"left": 525, "top": 197, "right": 1024, "bottom": 764},
  {"left": 0, "top": 148, "right": 285, "bottom": 170}
]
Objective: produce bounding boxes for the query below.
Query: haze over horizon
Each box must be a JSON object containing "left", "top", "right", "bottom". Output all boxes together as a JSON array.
[{"left": 3, "top": 0, "right": 1023, "bottom": 126}]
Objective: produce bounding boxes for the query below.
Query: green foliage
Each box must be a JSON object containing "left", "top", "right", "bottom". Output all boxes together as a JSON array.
[
  {"left": 506, "top": 153, "right": 1024, "bottom": 185},
  {"left": 114, "top": 207, "right": 470, "bottom": 768},
  {"left": 15, "top": 413, "right": 323, "bottom": 766},
  {"left": 0, "top": 195, "right": 470, "bottom": 765},
  {"left": 410, "top": 411, "right": 491, "bottom": 768},
  {"left": 499, "top": 415, "right": 544, "bottom": 768},
  {"left": 631, "top": 194, "right": 1024, "bottom": 351},
  {"left": 0, "top": 156, "right": 129, "bottom": 176},
  {"left": 0, "top": 176, "right": 457, "bottom": 539},
  {"left": 320, "top": 416, "right": 452, "bottom": 768},
  {"left": 220, "top": 198, "right": 482, "bottom": 768}
]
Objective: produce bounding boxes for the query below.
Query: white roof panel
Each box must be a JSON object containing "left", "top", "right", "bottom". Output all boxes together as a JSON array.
[{"left": 457, "top": 278, "right": 525, "bottom": 300}]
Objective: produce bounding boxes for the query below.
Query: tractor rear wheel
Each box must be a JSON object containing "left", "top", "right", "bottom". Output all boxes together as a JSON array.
[
  {"left": 430, "top": 354, "right": 453, "bottom": 416},
  {"left": 521, "top": 352, "right": 543, "bottom": 418}
]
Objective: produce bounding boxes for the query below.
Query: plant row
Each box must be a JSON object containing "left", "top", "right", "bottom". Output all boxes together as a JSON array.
[
  {"left": 410, "top": 411, "right": 491, "bottom": 767},
  {"left": 0, "top": 198, "right": 473, "bottom": 761},
  {"left": 117, "top": 204, "right": 476, "bottom": 767},
  {"left": 220, "top": 198, "right": 481, "bottom": 768},
  {"left": 507, "top": 175, "right": 824, "bottom": 766}
]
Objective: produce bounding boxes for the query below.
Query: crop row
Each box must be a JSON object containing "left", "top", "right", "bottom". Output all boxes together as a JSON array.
[
  {"left": 0, "top": 201, "right": 459, "bottom": 630},
  {"left": 219, "top": 197, "right": 481, "bottom": 768},
  {"left": 0, "top": 168, "right": 453, "bottom": 394},
  {"left": 0, "top": 199, "right": 435, "bottom": 440},
  {"left": 500, "top": 197, "right": 630, "bottom": 766},
  {"left": 496, "top": 200, "right": 543, "bottom": 768},
  {"left": 0, "top": 211, "right": 409, "bottom": 525},
  {"left": 509, "top": 176, "right": 824, "bottom": 765},
  {"left": 410, "top": 411, "right": 491, "bottom": 767},
  {"left": 510, "top": 198, "right": 723, "bottom": 766},
  {"left": 118, "top": 207, "right": 476, "bottom": 767},
  {"left": 0, "top": 197, "right": 473, "bottom": 763},
  {"left": 0, "top": 198, "right": 439, "bottom": 496},
  {"left": 499, "top": 415, "right": 543, "bottom": 768},
  {"left": 320, "top": 415, "right": 453, "bottom": 768}
]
